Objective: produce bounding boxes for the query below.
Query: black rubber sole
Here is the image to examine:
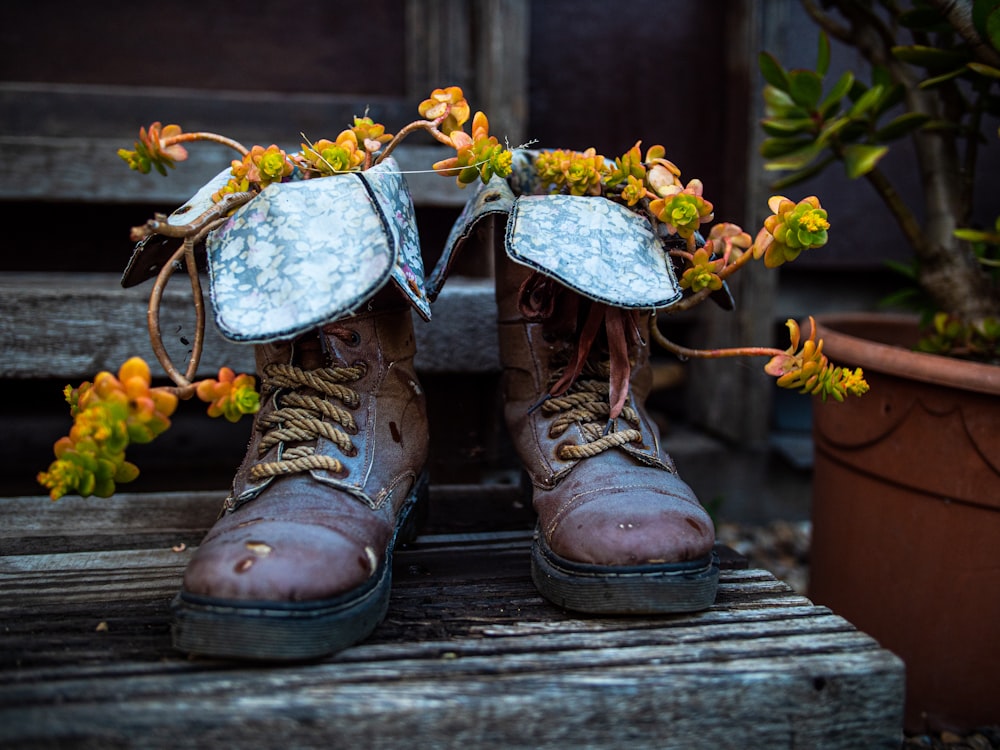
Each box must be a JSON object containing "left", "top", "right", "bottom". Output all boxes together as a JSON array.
[
  {"left": 531, "top": 530, "right": 720, "bottom": 615},
  {"left": 171, "top": 473, "right": 428, "bottom": 661}
]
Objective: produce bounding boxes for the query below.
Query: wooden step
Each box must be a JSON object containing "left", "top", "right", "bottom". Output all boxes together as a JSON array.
[
  {"left": 0, "top": 272, "right": 500, "bottom": 380},
  {"left": 1, "top": 489, "right": 905, "bottom": 749}
]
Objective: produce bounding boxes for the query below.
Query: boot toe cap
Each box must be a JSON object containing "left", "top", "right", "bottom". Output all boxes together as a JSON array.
[
  {"left": 545, "top": 482, "right": 716, "bottom": 567},
  {"left": 182, "top": 520, "right": 379, "bottom": 603}
]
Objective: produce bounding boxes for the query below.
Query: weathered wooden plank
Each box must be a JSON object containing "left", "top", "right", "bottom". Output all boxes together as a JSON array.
[
  {"left": 0, "top": 83, "right": 476, "bottom": 206},
  {"left": 0, "top": 655, "right": 904, "bottom": 750},
  {"left": 0, "top": 82, "right": 416, "bottom": 141},
  {"left": 0, "top": 136, "right": 469, "bottom": 207},
  {"left": 0, "top": 483, "right": 536, "bottom": 555},
  {"left": 0, "top": 523, "right": 904, "bottom": 748},
  {"left": 0, "top": 273, "right": 499, "bottom": 380}
]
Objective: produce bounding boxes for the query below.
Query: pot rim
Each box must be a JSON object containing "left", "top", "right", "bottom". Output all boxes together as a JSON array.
[{"left": 811, "top": 312, "right": 1000, "bottom": 397}]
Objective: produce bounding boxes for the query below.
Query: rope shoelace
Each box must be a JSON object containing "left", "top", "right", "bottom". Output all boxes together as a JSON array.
[
  {"left": 248, "top": 359, "right": 366, "bottom": 482},
  {"left": 540, "top": 362, "right": 643, "bottom": 461},
  {"left": 519, "top": 271, "right": 645, "bottom": 461}
]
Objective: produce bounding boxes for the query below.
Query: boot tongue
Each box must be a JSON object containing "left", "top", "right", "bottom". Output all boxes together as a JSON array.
[
  {"left": 518, "top": 271, "right": 636, "bottom": 422},
  {"left": 295, "top": 335, "right": 329, "bottom": 370}
]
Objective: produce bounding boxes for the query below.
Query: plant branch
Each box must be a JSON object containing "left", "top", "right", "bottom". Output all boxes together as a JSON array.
[
  {"left": 376, "top": 118, "right": 452, "bottom": 164},
  {"left": 649, "top": 314, "right": 784, "bottom": 361},
  {"left": 163, "top": 131, "right": 250, "bottom": 157},
  {"left": 927, "top": 0, "right": 1000, "bottom": 67},
  {"left": 147, "top": 242, "right": 195, "bottom": 392}
]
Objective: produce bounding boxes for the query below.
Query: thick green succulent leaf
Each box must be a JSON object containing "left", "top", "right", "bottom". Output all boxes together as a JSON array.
[
  {"left": 874, "top": 83, "right": 905, "bottom": 115},
  {"left": 985, "top": 3, "right": 1000, "bottom": 52},
  {"left": 817, "top": 31, "right": 831, "bottom": 76},
  {"left": 874, "top": 112, "right": 932, "bottom": 141},
  {"left": 892, "top": 44, "right": 969, "bottom": 70},
  {"left": 843, "top": 143, "right": 889, "bottom": 178},
  {"left": 789, "top": 70, "right": 824, "bottom": 109},
  {"left": 968, "top": 61, "right": 1000, "bottom": 79},
  {"left": 922, "top": 118, "right": 961, "bottom": 132},
  {"left": 759, "top": 51, "right": 791, "bottom": 91},
  {"left": 819, "top": 71, "right": 855, "bottom": 117},
  {"left": 849, "top": 85, "right": 885, "bottom": 117},
  {"left": 919, "top": 67, "right": 968, "bottom": 88},
  {"left": 760, "top": 135, "right": 817, "bottom": 159},
  {"left": 763, "top": 84, "right": 808, "bottom": 118},
  {"left": 761, "top": 117, "right": 816, "bottom": 136},
  {"left": 764, "top": 141, "right": 824, "bottom": 171},
  {"left": 816, "top": 115, "right": 853, "bottom": 144},
  {"left": 768, "top": 154, "right": 836, "bottom": 189}
]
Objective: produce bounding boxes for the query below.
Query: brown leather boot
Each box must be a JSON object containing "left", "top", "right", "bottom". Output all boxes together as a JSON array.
[
  {"left": 172, "top": 290, "right": 428, "bottom": 660},
  {"left": 496, "top": 254, "right": 718, "bottom": 614}
]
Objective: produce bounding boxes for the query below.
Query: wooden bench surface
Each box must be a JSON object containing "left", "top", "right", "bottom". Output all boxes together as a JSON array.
[{"left": 1, "top": 488, "right": 904, "bottom": 749}]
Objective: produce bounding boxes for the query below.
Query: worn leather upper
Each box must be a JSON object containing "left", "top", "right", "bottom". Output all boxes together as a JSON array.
[
  {"left": 182, "top": 297, "right": 428, "bottom": 603},
  {"left": 496, "top": 252, "right": 716, "bottom": 567}
]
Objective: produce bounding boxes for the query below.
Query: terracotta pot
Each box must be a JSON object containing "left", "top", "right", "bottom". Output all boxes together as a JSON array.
[{"left": 809, "top": 313, "right": 1000, "bottom": 733}]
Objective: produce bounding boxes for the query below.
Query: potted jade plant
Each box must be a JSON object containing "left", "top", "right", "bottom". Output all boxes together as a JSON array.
[{"left": 759, "top": 0, "right": 1000, "bottom": 733}]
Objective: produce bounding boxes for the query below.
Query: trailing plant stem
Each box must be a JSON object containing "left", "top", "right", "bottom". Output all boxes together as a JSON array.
[
  {"left": 163, "top": 131, "right": 250, "bottom": 157},
  {"left": 649, "top": 315, "right": 783, "bottom": 361}
]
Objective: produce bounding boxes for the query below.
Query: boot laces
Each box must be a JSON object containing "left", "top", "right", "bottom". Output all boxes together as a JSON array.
[
  {"left": 249, "top": 327, "right": 365, "bottom": 482},
  {"left": 519, "top": 271, "right": 645, "bottom": 461},
  {"left": 541, "top": 360, "right": 643, "bottom": 460}
]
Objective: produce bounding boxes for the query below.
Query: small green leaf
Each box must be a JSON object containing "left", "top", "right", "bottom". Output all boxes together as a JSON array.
[
  {"left": 884, "top": 259, "right": 919, "bottom": 281},
  {"left": 919, "top": 68, "right": 968, "bottom": 88},
  {"left": 871, "top": 66, "right": 893, "bottom": 89},
  {"left": 816, "top": 116, "right": 852, "bottom": 146},
  {"left": 874, "top": 112, "right": 932, "bottom": 141},
  {"left": 892, "top": 45, "right": 969, "bottom": 70},
  {"left": 817, "top": 31, "right": 831, "bottom": 76},
  {"left": 763, "top": 85, "right": 807, "bottom": 118},
  {"left": 761, "top": 117, "right": 816, "bottom": 136},
  {"left": 760, "top": 136, "right": 816, "bottom": 159},
  {"left": 922, "top": 118, "right": 961, "bottom": 132},
  {"left": 849, "top": 85, "right": 885, "bottom": 118},
  {"left": 768, "top": 154, "right": 836, "bottom": 190},
  {"left": 764, "top": 141, "right": 824, "bottom": 171},
  {"left": 843, "top": 143, "right": 889, "bottom": 178},
  {"left": 955, "top": 227, "right": 1000, "bottom": 242},
  {"left": 789, "top": 70, "right": 824, "bottom": 109},
  {"left": 986, "top": 6, "right": 1000, "bottom": 52},
  {"left": 873, "top": 83, "right": 905, "bottom": 115},
  {"left": 968, "top": 61, "right": 1000, "bottom": 79},
  {"left": 819, "top": 71, "right": 855, "bottom": 117},
  {"left": 759, "top": 52, "right": 791, "bottom": 91}
]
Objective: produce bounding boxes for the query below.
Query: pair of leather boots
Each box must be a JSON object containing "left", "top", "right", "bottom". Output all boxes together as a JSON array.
[{"left": 170, "top": 158, "right": 719, "bottom": 661}]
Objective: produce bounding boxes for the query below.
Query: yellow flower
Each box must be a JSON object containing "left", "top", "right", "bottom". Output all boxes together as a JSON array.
[
  {"left": 753, "top": 195, "right": 830, "bottom": 268},
  {"left": 765, "top": 318, "right": 868, "bottom": 401}
]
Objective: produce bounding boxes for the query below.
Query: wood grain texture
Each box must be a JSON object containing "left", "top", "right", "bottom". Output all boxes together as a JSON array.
[
  {"left": 1, "top": 491, "right": 905, "bottom": 749},
  {"left": 0, "top": 273, "right": 500, "bottom": 380}
]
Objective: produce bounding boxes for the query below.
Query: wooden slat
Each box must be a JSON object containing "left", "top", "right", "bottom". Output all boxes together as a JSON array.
[
  {"left": 0, "top": 135, "right": 468, "bottom": 207},
  {"left": 0, "top": 525, "right": 905, "bottom": 749},
  {"left": 0, "top": 272, "right": 499, "bottom": 380},
  {"left": 0, "top": 83, "right": 483, "bottom": 206}
]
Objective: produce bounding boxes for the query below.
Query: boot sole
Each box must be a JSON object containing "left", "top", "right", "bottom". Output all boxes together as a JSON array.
[
  {"left": 171, "top": 472, "right": 428, "bottom": 661},
  {"left": 531, "top": 531, "right": 719, "bottom": 614}
]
